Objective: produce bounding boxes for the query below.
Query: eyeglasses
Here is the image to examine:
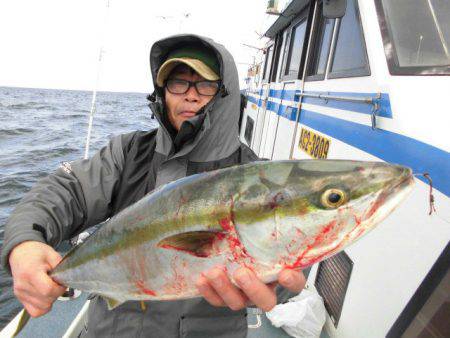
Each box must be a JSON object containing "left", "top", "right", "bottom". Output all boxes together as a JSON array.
[{"left": 165, "top": 79, "right": 220, "bottom": 96}]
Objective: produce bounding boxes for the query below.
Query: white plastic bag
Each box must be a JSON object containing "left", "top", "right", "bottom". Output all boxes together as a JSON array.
[{"left": 266, "top": 289, "right": 326, "bottom": 338}]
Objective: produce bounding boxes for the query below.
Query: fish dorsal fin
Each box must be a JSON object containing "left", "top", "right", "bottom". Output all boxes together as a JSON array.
[
  {"left": 157, "top": 231, "right": 225, "bottom": 257},
  {"left": 104, "top": 296, "right": 124, "bottom": 310}
]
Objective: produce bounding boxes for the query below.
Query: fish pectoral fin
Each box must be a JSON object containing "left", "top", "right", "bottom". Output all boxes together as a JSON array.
[
  {"left": 157, "top": 231, "right": 225, "bottom": 258},
  {"left": 103, "top": 296, "right": 124, "bottom": 310}
]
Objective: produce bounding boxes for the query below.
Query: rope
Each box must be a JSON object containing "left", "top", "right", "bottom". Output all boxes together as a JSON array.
[{"left": 84, "top": 0, "right": 111, "bottom": 159}]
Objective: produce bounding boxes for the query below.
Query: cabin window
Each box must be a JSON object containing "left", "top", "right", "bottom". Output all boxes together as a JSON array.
[
  {"left": 387, "top": 244, "right": 450, "bottom": 338},
  {"left": 307, "top": 2, "right": 335, "bottom": 80},
  {"left": 262, "top": 44, "right": 275, "bottom": 82},
  {"left": 376, "top": 0, "right": 450, "bottom": 75},
  {"left": 275, "top": 30, "right": 289, "bottom": 81},
  {"left": 328, "top": 0, "right": 370, "bottom": 78},
  {"left": 284, "top": 18, "right": 308, "bottom": 79},
  {"left": 270, "top": 33, "right": 284, "bottom": 82},
  {"left": 278, "top": 29, "right": 291, "bottom": 81}
]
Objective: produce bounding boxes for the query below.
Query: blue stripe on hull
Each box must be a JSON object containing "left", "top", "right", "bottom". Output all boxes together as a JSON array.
[
  {"left": 245, "top": 95, "right": 449, "bottom": 196},
  {"left": 248, "top": 90, "right": 392, "bottom": 118},
  {"left": 300, "top": 109, "right": 450, "bottom": 196}
]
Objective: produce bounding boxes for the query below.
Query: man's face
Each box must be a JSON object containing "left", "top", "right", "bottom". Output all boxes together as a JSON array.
[{"left": 164, "top": 66, "right": 215, "bottom": 131}]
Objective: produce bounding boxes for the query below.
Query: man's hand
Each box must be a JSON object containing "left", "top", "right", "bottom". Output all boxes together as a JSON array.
[
  {"left": 196, "top": 267, "right": 305, "bottom": 312},
  {"left": 9, "top": 241, "right": 67, "bottom": 317}
]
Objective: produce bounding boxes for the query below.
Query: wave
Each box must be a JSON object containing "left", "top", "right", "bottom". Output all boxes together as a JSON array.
[
  {"left": 50, "top": 113, "right": 85, "bottom": 120},
  {"left": 5, "top": 102, "right": 57, "bottom": 111},
  {"left": 35, "top": 105, "right": 58, "bottom": 111},
  {"left": 102, "top": 100, "right": 121, "bottom": 105},
  {"left": 0, "top": 128, "right": 34, "bottom": 136},
  {"left": 6, "top": 103, "right": 30, "bottom": 110},
  {"left": 0, "top": 177, "right": 32, "bottom": 191},
  {"left": 25, "top": 146, "right": 80, "bottom": 159}
]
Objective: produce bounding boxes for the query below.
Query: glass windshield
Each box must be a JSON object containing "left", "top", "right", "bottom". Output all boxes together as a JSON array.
[
  {"left": 381, "top": 0, "right": 450, "bottom": 68},
  {"left": 285, "top": 19, "right": 307, "bottom": 78}
]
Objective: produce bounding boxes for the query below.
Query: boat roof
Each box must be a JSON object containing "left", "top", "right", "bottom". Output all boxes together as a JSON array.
[{"left": 264, "top": 0, "right": 309, "bottom": 38}]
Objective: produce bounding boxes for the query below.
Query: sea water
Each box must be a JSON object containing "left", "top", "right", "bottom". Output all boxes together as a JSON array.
[{"left": 0, "top": 86, "right": 157, "bottom": 328}]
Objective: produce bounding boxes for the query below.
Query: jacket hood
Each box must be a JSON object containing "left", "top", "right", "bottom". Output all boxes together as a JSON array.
[{"left": 148, "top": 34, "right": 241, "bottom": 172}]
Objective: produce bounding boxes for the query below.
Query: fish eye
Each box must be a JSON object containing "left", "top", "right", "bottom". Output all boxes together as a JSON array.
[{"left": 321, "top": 189, "right": 347, "bottom": 209}]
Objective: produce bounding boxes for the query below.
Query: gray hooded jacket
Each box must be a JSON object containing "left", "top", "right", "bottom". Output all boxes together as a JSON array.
[
  {"left": 1, "top": 35, "right": 298, "bottom": 338},
  {"left": 1, "top": 34, "right": 275, "bottom": 337}
]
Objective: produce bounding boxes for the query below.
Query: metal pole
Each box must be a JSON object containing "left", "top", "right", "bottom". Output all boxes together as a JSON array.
[
  {"left": 289, "top": 1, "right": 319, "bottom": 159},
  {"left": 84, "top": 0, "right": 110, "bottom": 159}
]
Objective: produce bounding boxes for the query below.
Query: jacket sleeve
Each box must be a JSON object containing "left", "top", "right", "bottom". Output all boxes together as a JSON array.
[{"left": 0, "top": 133, "right": 134, "bottom": 273}]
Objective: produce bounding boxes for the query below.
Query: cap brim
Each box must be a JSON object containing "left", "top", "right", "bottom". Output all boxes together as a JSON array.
[{"left": 156, "top": 58, "right": 220, "bottom": 87}]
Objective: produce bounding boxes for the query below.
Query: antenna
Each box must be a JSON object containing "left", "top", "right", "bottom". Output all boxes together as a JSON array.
[{"left": 241, "top": 43, "right": 266, "bottom": 52}]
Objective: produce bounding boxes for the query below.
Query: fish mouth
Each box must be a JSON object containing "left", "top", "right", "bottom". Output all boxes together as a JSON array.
[
  {"left": 364, "top": 165, "right": 414, "bottom": 223},
  {"left": 390, "top": 165, "right": 414, "bottom": 192}
]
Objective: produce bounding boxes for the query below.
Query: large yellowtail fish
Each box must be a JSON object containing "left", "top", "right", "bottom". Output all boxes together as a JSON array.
[{"left": 50, "top": 160, "right": 414, "bottom": 309}]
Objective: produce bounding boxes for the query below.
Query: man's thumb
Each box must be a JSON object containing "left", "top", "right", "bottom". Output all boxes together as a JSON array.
[{"left": 46, "top": 249, "right": 63, "bottom": 269}]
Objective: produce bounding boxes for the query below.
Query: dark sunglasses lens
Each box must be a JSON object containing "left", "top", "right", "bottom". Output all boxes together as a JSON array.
[
  {"left": 196, "top": 81, "right": 219, "bottom": 96},
  {"left": 166, "top": 80, "right": 189, "bottom": 94}
]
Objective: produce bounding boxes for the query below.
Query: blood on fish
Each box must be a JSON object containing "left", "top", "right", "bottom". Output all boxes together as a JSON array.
[
  {"left": 364, "top": 193, "right": 387, "bottom": 220},
  {"left": 163, "top": 256, "right": 188, "bottom": 296},
  {"left": 215, "top": 232, "right": 226, "bottom": 241},
  {"left": 135, "top": 280, "right": 156, "bottom": 296},
  {"left": 270, "top": 230, "right": 277, "bottom": 239},
  {"left": 219, "top": 216, "right": 255, "bottom": 264},
  {"left": 286, "top": 220, "right": 337, "bottom": 269},
  {"left": 137, "top": 251, "right": 148, "bottom": 278},
  {"left": 321, "top": 221, "right": 335, "bottom": 235},
  {"left": 308, "top": 213, "right": 370, "bottom": 266},
  {"left": 268, "top": 192, "right": 283, "bottom": 210},
  {"left": 295, "top": 228, "right": 306, "bottom": 237}
]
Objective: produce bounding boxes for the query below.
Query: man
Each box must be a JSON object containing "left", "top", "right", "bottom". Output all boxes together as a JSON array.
[{"left": 2, "top": 34, "right": 305, "bottom": 337}]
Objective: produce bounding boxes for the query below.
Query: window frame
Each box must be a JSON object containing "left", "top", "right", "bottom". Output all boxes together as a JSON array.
[
  {"left": 278, "top": 28, "right": 291, "bottom": 82},
  {"left": 327, "top": 0, "right": 371, "bottom": 79},
  {"left": 279, "top": 5, "right": 312, "bottom": 82},
  {"left": 374, "top": 0, "right": 450, "bottom": 76},
  {"left": 306, "top": 1, "right": 336, "bottom": 82},
  {"left": 386, "top": 243, "right": 450, "bottom": 337},
  {"left": 262, "top": 42, "right": 275, "bottom": 83},
  {"left": 270, "top": 32, "right": 284, "bottom": 82}
]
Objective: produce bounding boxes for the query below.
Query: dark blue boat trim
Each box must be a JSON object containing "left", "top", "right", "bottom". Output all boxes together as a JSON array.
[
  {"left": 250, "top": 90, "right": 392, "bottom": 118},
  {"left": 246, "top": 95, "right": 449, "bottom": 196}
]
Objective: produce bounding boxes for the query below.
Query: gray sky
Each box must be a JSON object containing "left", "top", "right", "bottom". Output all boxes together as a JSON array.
[{"left": 0, "top": 0, "right": 273, "bottom": 93}]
